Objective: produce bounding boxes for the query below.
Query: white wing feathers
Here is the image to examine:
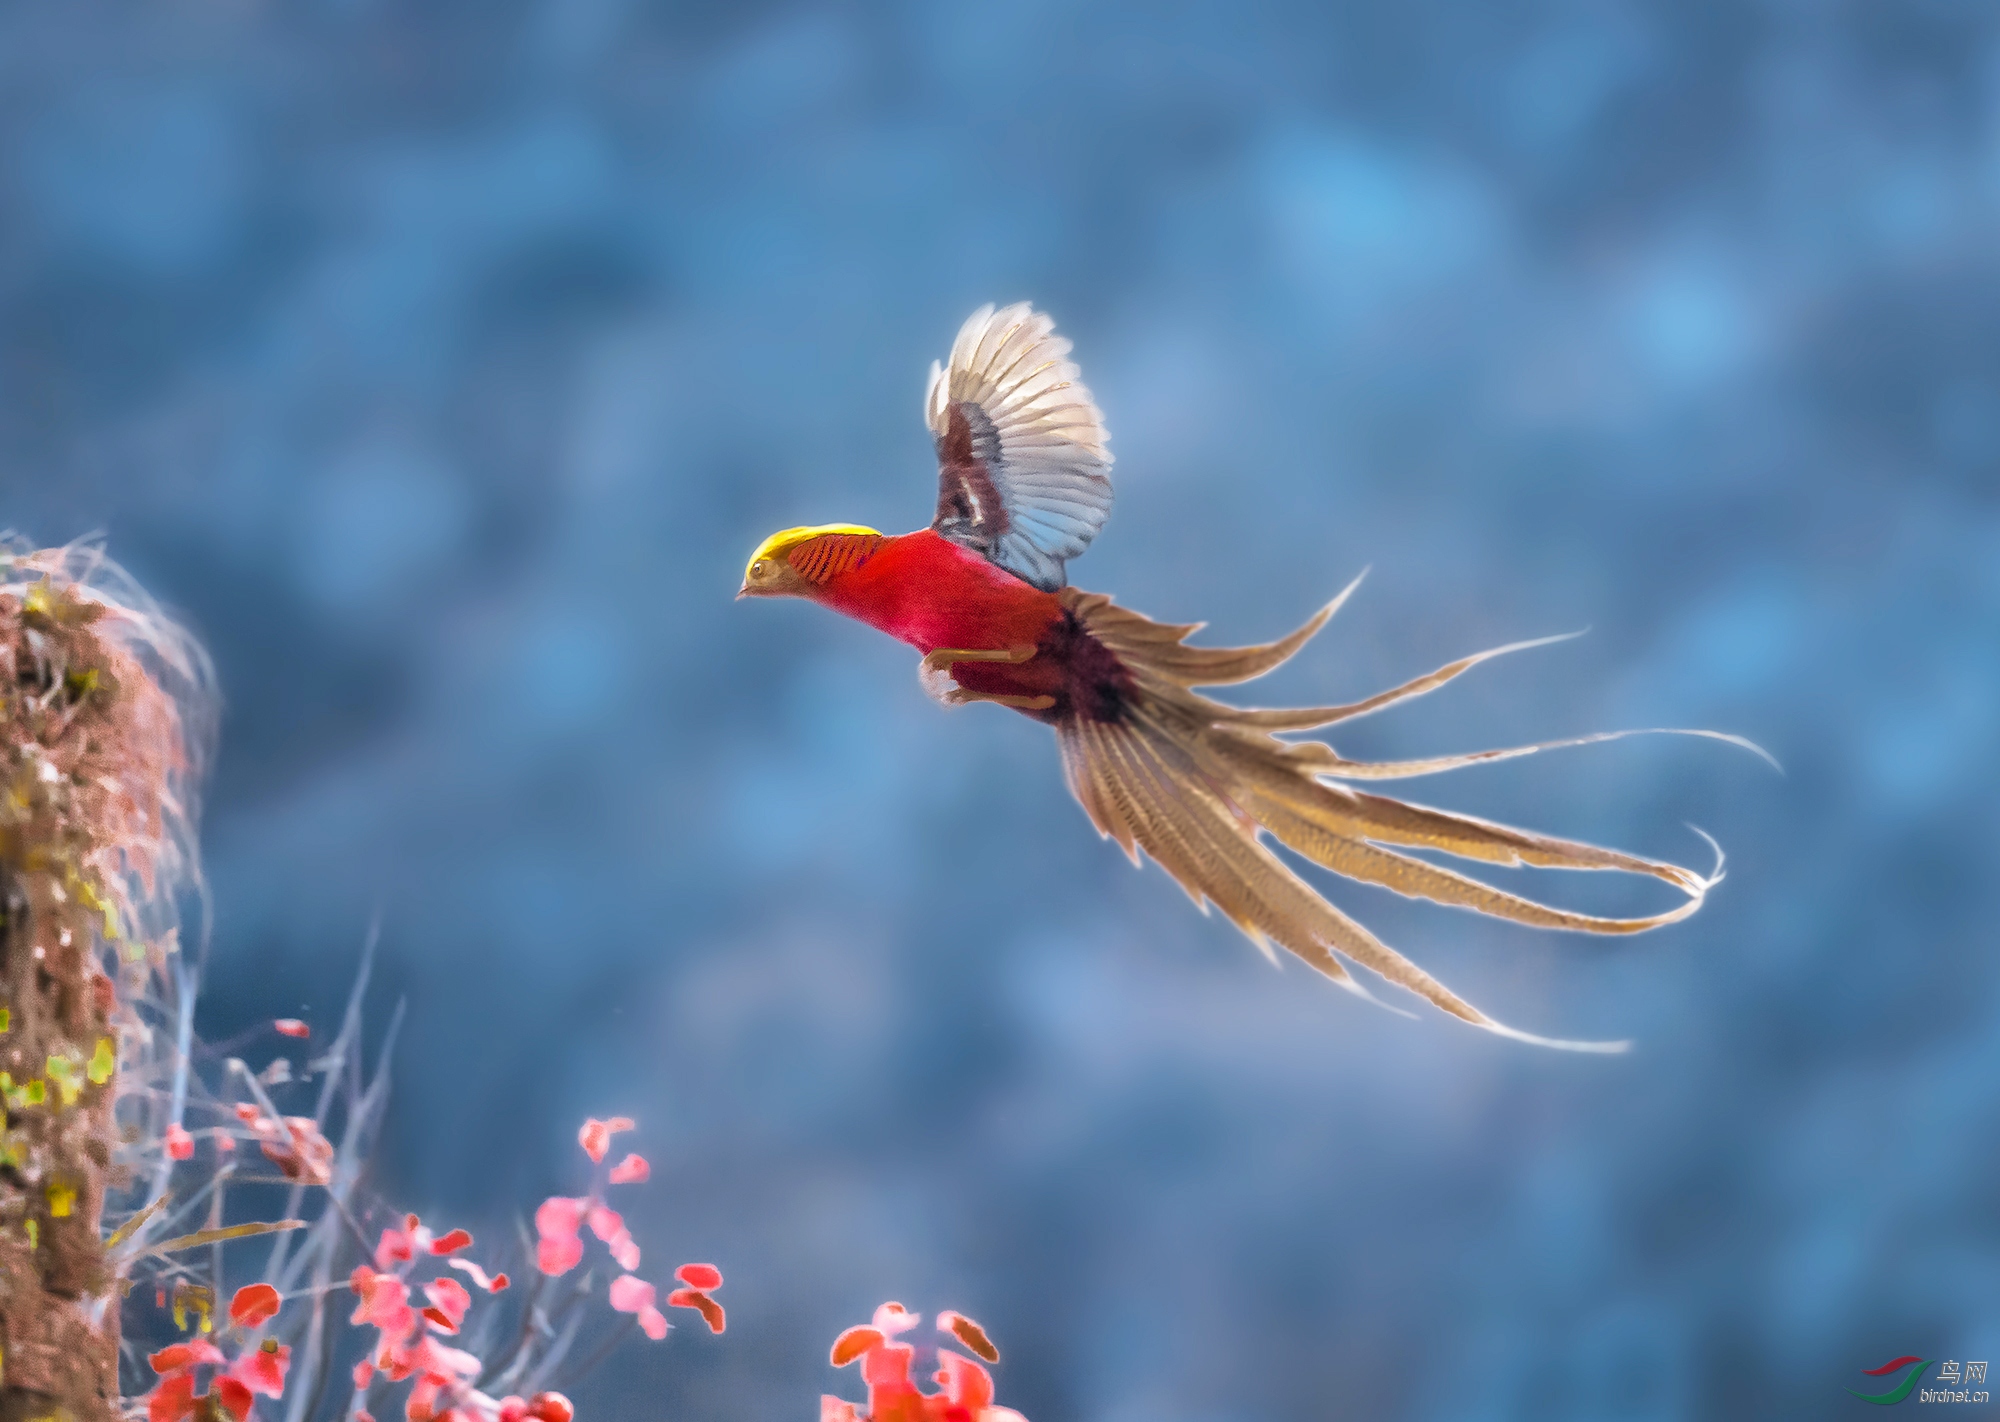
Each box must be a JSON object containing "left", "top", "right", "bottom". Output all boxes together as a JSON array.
[{"left": 926, "top": 302, "right": 1114, "bottom": 591}]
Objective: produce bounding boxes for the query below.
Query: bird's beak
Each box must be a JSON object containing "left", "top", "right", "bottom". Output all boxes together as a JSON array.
[{"left": 735, "top": 582, "right": 749, "bottom": 599}]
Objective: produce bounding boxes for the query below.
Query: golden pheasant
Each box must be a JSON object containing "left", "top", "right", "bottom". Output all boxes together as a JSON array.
[{"left": 741, "top": 303, "right": 1764, "bottom": 1050}]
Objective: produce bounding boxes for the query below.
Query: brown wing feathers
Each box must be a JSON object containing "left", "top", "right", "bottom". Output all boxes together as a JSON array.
[{"left": 1056, "top": 583, "right": 1751, "bottom": 1050}]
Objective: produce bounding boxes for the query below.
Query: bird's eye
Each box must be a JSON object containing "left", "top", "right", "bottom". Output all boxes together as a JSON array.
[{"left": 752, "top": 560, "right": 769, "bottom": 578}]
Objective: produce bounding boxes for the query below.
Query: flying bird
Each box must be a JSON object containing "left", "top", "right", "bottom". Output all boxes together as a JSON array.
[{"left": 740, "top": 303, "right": 1765, "bottom": 1050}]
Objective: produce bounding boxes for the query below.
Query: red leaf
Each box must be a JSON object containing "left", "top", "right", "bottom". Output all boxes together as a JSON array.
[
  {"left": 273, "top": 1019, "right": 310, "bottom": 1039},
  {"left": 229, "top": 1283, "right": 282, "bottom": 1329},
  {"left": 607, "top": 1153, "right": 649, "bottom": 1184},
  {"left": 231, "top": 1340, "right": 291, "bottom": 1398},
  {"left": 829, "top": 1326, "right": 884, "bottom": 1368},
  {"left": 674, "top": 1263, "right": 722, "bottom": 1291},
  {"left": 429, "top": 1228, "right": 473, "bottom": 1256},
  {"left": 666, "top": 1288, "right": 726, "bottom": 1335},
  {"left": 527, "top": 1391, "right": 574, "bottom": 1422},
  {"left": 146, "top": 1372, "right": 196, "bottom": 1422},
  {"left": 935, "top": 1350, "right": 994, "bottom": 1410},
  {"left": 937, "top": 1311, "right": 999, "bottom": 1364},
  {"left": 446, "top": 1259, "right": 507, "bottom": 1293},
  {"left": 149, "top": 1340, "right": 224, "bottom": 1374},
  {"left": 214, "top": 1376, "right": 255, "bottom": 1421}
]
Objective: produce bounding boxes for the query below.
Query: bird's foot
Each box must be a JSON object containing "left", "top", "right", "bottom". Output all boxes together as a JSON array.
[
  {"left": 947, "top": 689, "right": 1057, "bottom": 711},
  {"left": 921, "top": 644, "right": 1038, "bottom": 675}
]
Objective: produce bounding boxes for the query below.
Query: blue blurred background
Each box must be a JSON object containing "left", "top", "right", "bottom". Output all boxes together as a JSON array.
[{"left": 5, "top": 1, "right": 1997, "bottom": 1416}]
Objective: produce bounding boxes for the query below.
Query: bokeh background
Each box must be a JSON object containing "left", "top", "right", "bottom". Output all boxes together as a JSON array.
[{"left": 4, "top": 1, "right": 1998, "bottom": 1416}]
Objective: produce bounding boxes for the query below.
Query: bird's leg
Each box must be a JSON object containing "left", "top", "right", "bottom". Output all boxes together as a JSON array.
[
  {"left": 946, "top": 688, "right": 1057, "bottom": 711},
  {"left": 921, "top": 644, "right": 1038, "bottom": 675},
  {"left": 921, "top": 645, "right": 1050, "bottom": 710}
]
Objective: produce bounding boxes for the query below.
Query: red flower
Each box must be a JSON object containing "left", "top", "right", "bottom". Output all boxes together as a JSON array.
[
  {"left": 273, "top": 1019, "right": 310, "bottom": 1038},
  {"left": 674, "top": 1263, "right": 722, "bottom": 1291},
  {"left": 429, "top": 1227, "right": 473, "bottom": 1256},
  {"left": 229, "top": 1282, "right": 281, "bottom": 1329},
  {"left": 164, "top": 1123, "right": 194, "bottom": 1161}
]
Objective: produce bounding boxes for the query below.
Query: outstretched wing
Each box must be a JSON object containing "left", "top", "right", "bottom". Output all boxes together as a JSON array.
[{"left": 927, "top": 303, "right": 1113, "bottom": 591}]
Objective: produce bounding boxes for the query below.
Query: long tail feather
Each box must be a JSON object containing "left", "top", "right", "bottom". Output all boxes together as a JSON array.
[
  {"left": 1057, "top": 583, "right": 1766, "bottom": 1049},
  {"left": 1221, "top": 630, "right": 1584, "bottom": 732}
]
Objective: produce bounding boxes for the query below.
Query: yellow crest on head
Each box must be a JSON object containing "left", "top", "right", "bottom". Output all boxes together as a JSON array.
[{"left": 744, "top": 523, "right": 882, "bottom": 583}]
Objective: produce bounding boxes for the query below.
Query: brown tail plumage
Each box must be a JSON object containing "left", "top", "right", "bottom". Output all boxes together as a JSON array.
[{"left": 1054, "top": 575, "right": 1770, "bottom": 1051}]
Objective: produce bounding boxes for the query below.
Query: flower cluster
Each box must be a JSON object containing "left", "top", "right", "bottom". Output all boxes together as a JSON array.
[
  {"left": 533, "top": 1116, "right": 725, "bottom": 1340},
  {"left": 821, "top": 1304, "right": 1027, "bottom": 1422},
  {"left": 347, "top": 1209, "right": 509, "bottom": 1422},
  {"left": 146, "top": 1284, "right": 292, "bottom": 1422}
]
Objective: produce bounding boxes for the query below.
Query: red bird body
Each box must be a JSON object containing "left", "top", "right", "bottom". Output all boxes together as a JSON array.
[
  {"left": 813, "top": 530, "right": 1129, "bottom": 723},
  {"left": 816, "top": 530, "right": 1060, "bottom": 654},
  {"left": 739, "top": 303, "right": 1755, "bottom": 1050}
]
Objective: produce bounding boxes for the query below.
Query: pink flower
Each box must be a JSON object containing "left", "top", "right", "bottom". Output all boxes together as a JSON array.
[
  {"left": 607, "top": 1274, "right": 654, "bottom": 1313},
  {"left": 446, "top": 1258, "right": 510, "bottom": 1293},
  {"left": 422, "top": 1277, "right": 470, "bottom": 1334},
  {"left": 376, "top": 1221, "right": 417, "bottom": 1271},
  {"left": 164, "top": 1123, "right": 194, "bottom": 1161},
  {"left": 349, "top": 1266, "right": 417, "bottom": 1337},
  {"left": 607, "top": 1230, "right": 640, "bottom": 1271},
  {"left": 607, "top": 1153, "right": 649, "bottom": 1184},
  {"left": 273, "top": 1019, "right": 310, "bottom": 1038},
  {"left": 534, "top": 1196, "right": 587, "bottom": 1276},
  {"left": 637, "top": 1305, "right": 669, "bottom": 1341},
  {"left": 229, "top": 1339, "right": 290, "bottom": 1397},
  {"left": 577, "top": 1116, "right": 634, "bottom": 1164}
]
